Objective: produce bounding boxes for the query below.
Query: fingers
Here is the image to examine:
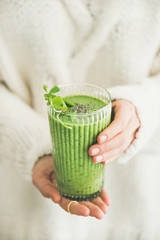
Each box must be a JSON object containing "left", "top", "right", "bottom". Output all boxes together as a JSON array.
[
  {"left": 33, "top": 176, "right": 61, "bottom": 203},
  {"left": 91, "top": 197, "right": 108, "bottom": 214},
  {"left": 34, "top": 175, "right": 109, "bottom": 220},
  {"left": 80, "top": 201, "right": 104, "bottom": 219},
  {"left": 90, "top": 118, "right": 136, "bottom": 163},
  {"left": 59, "top": 189, "right": 110, "bottom": 219},
  {"left": 97, "top": 101, "right": 132, "bottom": 144},
  {"left": 80, "top": 191, "right": 110, "bottom": 219},
  {"left": 59, "top": 199, "right": 90, "bottom": 217},
  {"left": 100, "top": 189, "right": 111, "bottom": 206},
  {"left": 92, "top": 134, "right": 133, "bottom": 163},
  {"left": 89, "top": 128, "right": 131, "bottom": 156},
  {"left": 92, "top": 148, "right": 122, "bottom": 163}
]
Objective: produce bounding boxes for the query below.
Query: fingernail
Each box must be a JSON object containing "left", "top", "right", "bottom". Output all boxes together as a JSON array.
[
  {"left": 95, "top": 155, "right": 103, "bottom": 163},
  {"left": 91, "top": 148, "right": 99, "bottom": 155},
  {"left": 99, "top": 135, "right": 107, "bottom": 143},
  {"left": 106, "top": 199, "right": 111, "bottom": 206}
]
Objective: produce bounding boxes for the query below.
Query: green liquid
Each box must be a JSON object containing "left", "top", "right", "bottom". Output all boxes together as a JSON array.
[
  {"left": 48, "top": 95, "right": 111, "bottom": 201},
  {"left": 65, "top": 95, "right": 107, "bottom": 113}
]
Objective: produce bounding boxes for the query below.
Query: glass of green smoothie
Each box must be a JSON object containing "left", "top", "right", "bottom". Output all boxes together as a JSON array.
[{"left": 48, "top": 83, "right": 111, "bottom": 201}]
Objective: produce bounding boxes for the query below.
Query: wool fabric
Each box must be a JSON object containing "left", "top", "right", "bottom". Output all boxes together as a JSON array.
[{"left": 0, "top": 0, "right": 160, "bottom": 239}]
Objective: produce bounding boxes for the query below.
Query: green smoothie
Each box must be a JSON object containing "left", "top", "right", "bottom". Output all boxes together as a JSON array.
[{"left": 48, "top": 94, "right": 111, "bottom": 201}]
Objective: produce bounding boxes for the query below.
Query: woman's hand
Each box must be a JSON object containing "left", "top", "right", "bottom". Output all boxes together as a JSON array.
[
  {"left": 89, "top": 100, "right": 140, "bottom": 165},
  {"left": 32, "top": 155, "right": 110, "bottom": 219}
]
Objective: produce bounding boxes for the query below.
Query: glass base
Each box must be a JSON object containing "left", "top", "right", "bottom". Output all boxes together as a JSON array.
[{"left": 59, "top": 188, "right": 103, "bottom": 201}]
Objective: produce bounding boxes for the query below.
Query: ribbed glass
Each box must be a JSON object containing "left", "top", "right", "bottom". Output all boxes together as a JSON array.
[{"left": 48, "top": 83, "right": 111, "bottom": 201}]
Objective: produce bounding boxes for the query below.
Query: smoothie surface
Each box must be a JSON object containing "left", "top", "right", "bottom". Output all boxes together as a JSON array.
[{"left": 64, "top": 95, "right": 107, "bottom": 114}]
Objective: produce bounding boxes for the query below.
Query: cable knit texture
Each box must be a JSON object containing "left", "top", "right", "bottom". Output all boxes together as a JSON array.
[{"left": 0, "top": 0, "right": 160, "bottom": 239}]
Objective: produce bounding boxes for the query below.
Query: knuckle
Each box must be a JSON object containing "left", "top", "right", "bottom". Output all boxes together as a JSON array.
[
  {"left": 118, "top": 119, "right": 126, "bottom": 130},
  {"left": 99, "top": 202, "right": 106, "bottom": 211},
  {"left": 101, "top": 142, "right": 108, "bottom": 152},
  {"left": 119, "top": 134, "right": 125, "bottom": 146},
  {"left": 42, "top": 185, "right": 51, "bottom": 198},
  {"left": 42, "top": 192, "right": 49, "bottom": 198}
]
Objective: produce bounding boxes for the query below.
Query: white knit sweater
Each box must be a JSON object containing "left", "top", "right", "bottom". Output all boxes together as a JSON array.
[{"left": 0, "top": 0, "right": 160, "bottom": 240}]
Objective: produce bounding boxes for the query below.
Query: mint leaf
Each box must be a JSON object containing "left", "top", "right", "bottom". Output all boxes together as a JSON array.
[
  {"left": 43, "top": 85, "right": 69, "bottom": 111},
  {"left": 52, "top": 96, "right": 64, "bottom": 109},
  {"left": 44, "top": 94, "right": 50, "bottom": 100},
  {"left": 49, "top": 86, "right": 60, "bottom": 94},
  {"left": 47, "top": 100, "right": 51, "bottom": 106},
  {"left": 51, "top": 103, "right": 63, "bottom": 110},
  {"left": 63, "top": 97, "right": 75, "bottom": 107},
  {"left": 50, "top": 95, "right": 56, "bottom": 100},
  {"left": 43, "top": 84, "right": 48, "bottom": 92}
]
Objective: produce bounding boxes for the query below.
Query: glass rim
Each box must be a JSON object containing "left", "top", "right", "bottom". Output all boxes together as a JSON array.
[{"left": 50, "top": 82, "right": 111, "bottom": 117}]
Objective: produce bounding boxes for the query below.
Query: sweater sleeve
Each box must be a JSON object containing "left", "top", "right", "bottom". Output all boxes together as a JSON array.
[
  {"left": 0, "top": 84, "right": 52, "bottom": 181},
  {"left": 107, "top": 74, "right": 160, "bottom": 164}
]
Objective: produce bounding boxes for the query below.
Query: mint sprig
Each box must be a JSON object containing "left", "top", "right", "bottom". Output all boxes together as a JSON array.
[
  {"left": 49, "top": 86, "right": 60, "bottom": 94},
  {"left": 43, "top": 84, "right": 66, "bottom": 110},
  {"left": 43, "top": 84, "right": 75, "bottom": 111},
  {"left": 62, "top": 97, "right": 75, "bottom": 107}
]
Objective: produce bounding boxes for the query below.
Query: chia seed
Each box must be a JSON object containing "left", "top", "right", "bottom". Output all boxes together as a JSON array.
[{"left": 70, "top": 103, "right": 94, "bottom": 114}]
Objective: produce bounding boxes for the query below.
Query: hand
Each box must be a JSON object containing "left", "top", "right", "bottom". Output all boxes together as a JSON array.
[
  {"left": 89, "top": 99, "right": 140, "bottom": 164},
  {"left": 32, "top": 155, "right": 111, "bottom": 219}
]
